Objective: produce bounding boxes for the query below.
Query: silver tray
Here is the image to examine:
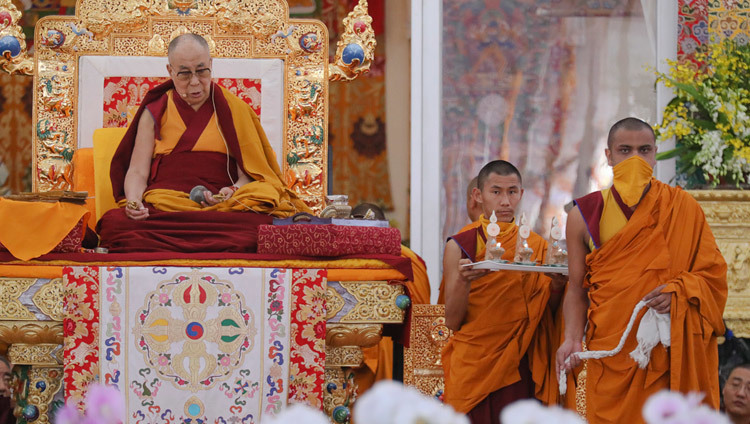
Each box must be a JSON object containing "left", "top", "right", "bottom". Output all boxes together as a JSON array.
[{"left": 462, "top": 260, "right": 568, "bottom": 275}]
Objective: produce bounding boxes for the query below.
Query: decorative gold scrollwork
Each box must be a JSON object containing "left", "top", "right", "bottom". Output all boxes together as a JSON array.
[
  {"left": 0, "top": 321, "right": 64, "bottom": 354},
  {"left": 325, "top": 345, "right": 363, "bottom": 368},
  {"left": 0, "top": 0, "right": 33, "bottom": 75},
  {"left": 338, "top": 281, "right": 405, "bottom": 323},
  {"left": 690, "top": 190, "right": 750, "bottom": 337},
  {"left": 325, "top": 285, "right": 346, "bottom": 320},
  {"left": 325, "top": 323, "right": 382, "bottom": 348},
  {"left": 12, "top": 366, "right": 64, "bottom": 424},
  {"left": 329, "top": 0, "right": 376, "bottom": 82},
  {"left": 32, "top": 278, "right": 65, "bottom": 321},
  {"left": 0, "top": 279, "right": 37, "bottom": 320},
  {"left": 323, "top": 367, "right": 357, "bottom": 422},
  {"left": 403, "top": 305, "right": 451, "bottom": 399},
  {"left": 8, "top": 343, "right": 63, "bottom": 366}
]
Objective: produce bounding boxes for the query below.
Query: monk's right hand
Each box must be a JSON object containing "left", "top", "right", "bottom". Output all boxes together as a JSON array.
[
  {"left": 556, "top": 339, "right": 583, "bottom": 377},
  {"left": 124, "top": 200, "right": 149, "bottom": 220},
  {"left": 457, "top": 258, "right": 489, "bottom": 283}
]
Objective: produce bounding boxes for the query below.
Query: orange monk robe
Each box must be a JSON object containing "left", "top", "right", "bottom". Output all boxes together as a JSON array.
[
  {"left": 442, "top": 221, "right": 560, "bottom": 414},
  {"left": 576, "top": 179, "right": 727, "bottom": 423},
  {"left": 438, "top": 221, "right": 481, "bottom": 304},
  {"left": 357, "top": 245, "right": 431, "bottom": 394}
]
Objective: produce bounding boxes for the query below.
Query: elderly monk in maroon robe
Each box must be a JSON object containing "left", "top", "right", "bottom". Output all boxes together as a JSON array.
[{"left": 97, "top": 33, "right": 309, "bottom": 253}]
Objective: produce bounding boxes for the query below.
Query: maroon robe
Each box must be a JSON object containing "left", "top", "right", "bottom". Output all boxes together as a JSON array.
[{"left": 98, "top": 81, "right": 271, "bottom": 253}]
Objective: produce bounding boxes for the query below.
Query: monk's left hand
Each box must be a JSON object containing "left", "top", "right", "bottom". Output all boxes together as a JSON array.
[
  {"left": 202, "top": 187, "right": 235, "bottom": 206},
  {"left": 644, "top": 284, "right": 671, "bottom": 314}
]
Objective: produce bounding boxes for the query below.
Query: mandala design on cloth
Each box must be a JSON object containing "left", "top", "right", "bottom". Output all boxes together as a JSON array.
[{"left": 132, "top": 269, "right": 257, "bottom": 392}]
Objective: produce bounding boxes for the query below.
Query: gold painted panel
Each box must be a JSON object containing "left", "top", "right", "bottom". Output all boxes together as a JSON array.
[
  {"left": 338, "top": 281, "right": 405, "bottom": 323},
  {"left": 403, "top": 304, "right": 452, "bottom": 399},
  {"left": 32, "top": 278, "right": 65, "bottom": 322},
  {"left": 8, "top": 343, "right": 63, "bottom": 366},
  {"left": 0, "top": 278, "right": 36, "bottom": 320},
  {"left": 690, "top": 190, "right": 750, "bottom": 337}
]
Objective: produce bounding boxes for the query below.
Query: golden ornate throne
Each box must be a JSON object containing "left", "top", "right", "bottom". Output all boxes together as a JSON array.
[
  {"left": 1, "top": 0, "right": 375, "bottom": 213},
  {"left": 0, "top": 1, "right": 412, "bottom": 423}
]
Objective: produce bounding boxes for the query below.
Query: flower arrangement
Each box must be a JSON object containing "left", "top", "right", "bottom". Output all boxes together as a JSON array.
[
  {"left": 654, "top": 39, "right": 750, "bottom": 187},
  {"left": 54, "top": 384, "right": 125, "bottom": 424},
  {"left": 642, "top": 390, "right": 729, "bottom": 424}
]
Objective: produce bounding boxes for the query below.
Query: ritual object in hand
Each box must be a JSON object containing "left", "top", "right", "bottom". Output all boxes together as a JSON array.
[
  {"left": 484, "top": 210, "right": 506, "bottom": 261},
  {"left": 514, "top": 213, "right": 534, "bottom": 264},
  {"left": 545, "top": 216, "right": 568, "bottom": 266}
]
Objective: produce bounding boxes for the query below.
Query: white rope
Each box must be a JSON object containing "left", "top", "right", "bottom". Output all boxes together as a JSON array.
[{"left": 558, "top": 299, "right": 670, "bottom": 395}]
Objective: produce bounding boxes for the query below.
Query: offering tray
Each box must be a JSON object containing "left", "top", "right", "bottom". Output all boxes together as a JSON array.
[{"left": 462, "top": 260, "right": 568, "bottom": 275}]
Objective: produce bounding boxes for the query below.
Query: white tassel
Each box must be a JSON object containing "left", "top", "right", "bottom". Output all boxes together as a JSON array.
[
  {"left": 559, "top": 298, "right": 670, "bottom": 395},
  {"left": 629, "top": 308, "right": 671, "bottom": 368}
]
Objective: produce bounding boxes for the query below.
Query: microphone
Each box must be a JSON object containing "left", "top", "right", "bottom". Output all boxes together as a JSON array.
[
  {"left": 181, "top": 92, "right": 188, "bottom": 98},
  {"left": 190, "top": 185, "right": 209, "bottom": 204}
]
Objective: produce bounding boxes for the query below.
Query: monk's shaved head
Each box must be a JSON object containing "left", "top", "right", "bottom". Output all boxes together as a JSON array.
[
  {"left": 477, "top": 160, "right": 522, "bottom": 189},
  {"left": 607, "top": 117, "right": 655, "bottom": 149},
  {"left": 168, "top": 33, "right": 210, "bottom": 60}
]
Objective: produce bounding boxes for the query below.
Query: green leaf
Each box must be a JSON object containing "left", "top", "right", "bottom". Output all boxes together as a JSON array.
[
  {"left": 656, "top": 146, "right": 687, "bottom": 160},
  {"left": 671, "top": 80, "right": 711, "bottom": 110},
  {"left": 691, "top": 119, "right": 716, "bottom": 130}
]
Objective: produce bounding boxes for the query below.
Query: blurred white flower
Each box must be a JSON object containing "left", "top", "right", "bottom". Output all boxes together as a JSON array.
[
  {"left": 684, "top": 392, "right": 706, "bottom": 409},
  {"left": 501, "top": 399, "right": 584, "bottom": 424},
  {"left": 681, "top": 405, "right": 731, "bottom": 424},
  {"left": 643, "top": 390, "right": 729, "bottom": 424},
  {"left": 643, "top": 391, "right": 690, "bottom": 423},
  {"left": 354, "top": 381, "right": 468, "bottom": 424}
]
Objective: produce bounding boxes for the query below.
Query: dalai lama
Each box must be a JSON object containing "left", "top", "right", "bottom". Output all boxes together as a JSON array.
[{"left": 97, "top": 33, "right": 309, "bottom": 253}]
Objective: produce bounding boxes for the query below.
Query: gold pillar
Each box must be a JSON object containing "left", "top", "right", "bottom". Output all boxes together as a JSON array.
[
  {"left": 690, "top": 190, "right": 750, "bottom": 337},
  {"left": 324, "top": 281, "right": 407, "bottom": 423},
  {"left": 0, "top": 278, "right": 64, "bottom": 423}
]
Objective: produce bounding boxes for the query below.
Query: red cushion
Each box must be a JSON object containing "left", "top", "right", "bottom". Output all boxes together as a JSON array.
[{"left": 257, "top": 224, "right": 401, "bottom": 257}]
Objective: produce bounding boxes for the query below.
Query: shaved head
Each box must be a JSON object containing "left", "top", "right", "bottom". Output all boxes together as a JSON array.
[
  {"left": 168, "top": 33, "right": 210, "bottom": 60},
  {"left": 607, "top": 117, "right": 655, "bottom": 149},
  {"left": 477, "top": 160, "right": 522, "bottom": 190}
]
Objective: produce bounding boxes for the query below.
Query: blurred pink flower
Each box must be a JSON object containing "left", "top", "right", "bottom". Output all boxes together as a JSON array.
[
  {"left": 643, "top": 391, "right": 689, "bottom": 423},
  {"left": 684, "top": 392, "right": 706, "bottom": 409},
  {"left": 84, "top": 384, "right": 125, "bottom": 424},
  {"left": 680, "top": 406, "right": 730, "bottom": 424},
  {"left": 54, "top": 404, "right": 83, "bottom": 424}
]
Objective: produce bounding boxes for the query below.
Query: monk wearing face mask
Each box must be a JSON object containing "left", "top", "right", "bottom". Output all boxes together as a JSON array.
[{"left": 556, "top": 117, "right": 727, "bottom": 423}]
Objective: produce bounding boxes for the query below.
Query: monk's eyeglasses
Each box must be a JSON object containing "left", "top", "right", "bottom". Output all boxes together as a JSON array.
[{"left": 174, "top": 68, "right": 211, "bottom": 82}]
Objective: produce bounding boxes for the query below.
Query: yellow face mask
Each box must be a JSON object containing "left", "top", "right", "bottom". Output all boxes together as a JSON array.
[{"left": 612, "top": 156, "right": 653, "bottom": 207}]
